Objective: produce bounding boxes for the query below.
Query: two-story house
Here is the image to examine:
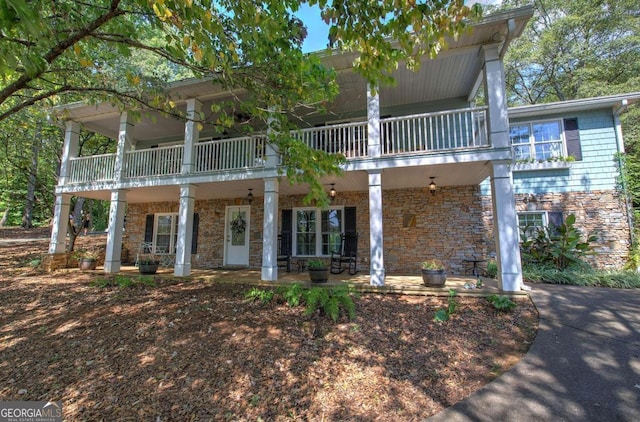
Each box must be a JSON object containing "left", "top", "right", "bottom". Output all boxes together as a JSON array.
[{"left": 47, "top": 6, "right": 637, "bottom": 292}]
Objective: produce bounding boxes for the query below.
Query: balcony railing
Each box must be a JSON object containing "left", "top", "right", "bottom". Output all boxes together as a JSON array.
[
  {"left": 194, "top": 136, "right": 267, "bottom": 172},
  {"left": 124, "top": 144, "right": 184, "bottom": 178},
  {"left": 64, "top": 108, "right": 489, "bottom": 184},
  {"left": 68, "top": 153, "right": 116, "bottom": 183},
  {"left": 294, "top": 121, "right": 368, "bottom": 159},
  {"left": 381, "top": 107, "right": 488, "bottom": 155}
]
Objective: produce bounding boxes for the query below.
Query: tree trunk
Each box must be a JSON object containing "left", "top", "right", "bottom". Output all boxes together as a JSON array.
[
  {"left": 66, "top": 197, "right": 85, "bottom": 252},
  {"left": 0, "top": 208, "right": 8, "bottom": 227},
  {"left": 22, "top": 121, "right": 42, "bottom": 228}
]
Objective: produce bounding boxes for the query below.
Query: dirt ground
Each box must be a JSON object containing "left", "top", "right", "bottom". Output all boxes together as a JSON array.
[{"left": 0, "top": 227, "right": 538, "bottom": 421}]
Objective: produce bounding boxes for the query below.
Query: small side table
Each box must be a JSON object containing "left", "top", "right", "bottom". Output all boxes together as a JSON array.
[{"left": 463, "top": 259, "right": 486, "bottom": 277}]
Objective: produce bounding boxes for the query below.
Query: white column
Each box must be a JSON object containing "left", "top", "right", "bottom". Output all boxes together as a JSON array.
[
  {"left": 175, "top": 184, "right": 196, "bottom": 276},
  {"left": 482, "top": 44, "right": 510, "bottom": 149},
  {"left": 182, "top": 98, "right": 202, "bottom": 174},
  {"left": 58, "top": 121, "right": 80, "bottom": 186},
  {"left": 49, "top": 121, "right": 79, "bottom": 254},
  {"left": 368, "top": 170, "right": 385, "bottom": 286},
  {"left": 49, "top": 194, "right": 72, "bottom": 254},
  {"left": 367, "top": 85, "right": 381, "bottom": 158},
  {"left": 114, "top": 112, "right": 135, "bottom": 181},
  {"left": 261, "top": 178, "right": 280, "bottom": 281},
  {"left": 490, "top": 162, "right": 523, "bottom": 291},
  {"left": 104, "top": 189, "right": 127, "bottom": 273}
]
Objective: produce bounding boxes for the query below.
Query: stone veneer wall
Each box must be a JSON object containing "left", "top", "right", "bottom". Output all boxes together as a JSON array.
[
  {"left": 124, "top": 187, "right": 631, "bottom": 273},
  {"left": 505, "top": 190, "right": 631, "bottom": 269}
]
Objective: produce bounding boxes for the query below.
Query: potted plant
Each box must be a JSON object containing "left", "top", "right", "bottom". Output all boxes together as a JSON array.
[
  {"left": 74, "top": 250, "right": 98, "bottom": 270},
  {"left": 307, "top": 259, "right": 329, "bottom": 283},
  {"left": 138, "top": 258, "right": 160, "bottom": 275},
  {"left": 421, "top": 259, "right": 447, "bottom": 287}
]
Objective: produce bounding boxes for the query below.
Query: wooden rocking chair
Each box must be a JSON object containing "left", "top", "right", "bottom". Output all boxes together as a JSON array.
[
  {"left": 277, "top": 233, "right": 292, "bottom": 272},
  {"left": 330, "top": 233, "right": 358, "bottom": 275}
]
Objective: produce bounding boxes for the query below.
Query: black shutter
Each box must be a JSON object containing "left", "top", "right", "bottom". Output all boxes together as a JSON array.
[
  {"left": 281, "top": 209, "right": 293, "bottom": 234},
  {"left": 564, "top": 118, "right": 582, "bottom": 161},
  {"left": 548, "top": 211, "right": 563, "bottom": 236},
  {"left": 345, "top": 207, "right": 357, "bottom": 234},
  {"left": 191, "top": 213, "right": 199, "bottom": 254},
  {"left": 144, "top": 215, "right": 154, "bottom": 243},
  {"left": 281, "top": 209, "right": 293, "bottom": 255}
]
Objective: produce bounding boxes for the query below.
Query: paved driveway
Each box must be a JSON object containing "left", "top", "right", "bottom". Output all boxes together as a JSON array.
[{"left": 428, "top": 283, "right": 640, "bottom": 421}]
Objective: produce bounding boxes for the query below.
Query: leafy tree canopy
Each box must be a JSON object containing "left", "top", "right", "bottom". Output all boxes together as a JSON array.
[{"left": 0, "top": 0, "right": 480, "bottom": 206}]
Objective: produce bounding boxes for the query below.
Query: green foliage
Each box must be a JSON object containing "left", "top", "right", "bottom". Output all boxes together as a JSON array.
[
  {"left": 421, "top": 259, "right": 445, "bottom": 270},
  {"left": 523, "top": 265, "right": 640, "bottom": 289},
  {"left": 306, "top": 259, "right": 326, "bottom": 269},
  {"left": 245, "top": 287, "right": 275, "bottom": 304},
  {"left": 244, "top": 283, "right": 357, "bottom": 323},
  {"left": 487, "top": 295, "right": 516, "bottom": 311},
  {"left": 520, "top": 214, "right": 596, "bottom": 270},
  {"left": 303, "top": 284, "right": 357, "bottom": 323},
  {"left": 434, "top": 289, "right": 457, "bottom": 322},
  {"left": 486, "top": 259, "right": 498, "bottom": 279},
  {"left": 91, "top": 275, "right": 156, "bottom": 289},
  {"left": 276, "top": 282, "right": 305, "bottom": 307}
]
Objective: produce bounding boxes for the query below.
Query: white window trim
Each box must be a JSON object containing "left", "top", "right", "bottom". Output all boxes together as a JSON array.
[
  {"left": 517, "top": 210, "right": 549, "bottom": 242},
  {"left": 292, "top": 206, "right": 344, "bottom": 257},
  {"left": 510, "top": 118, "right": 568, "bottom": 162},
  {"left": 153, "top": 212, "right": 178, "bottom": 254}
]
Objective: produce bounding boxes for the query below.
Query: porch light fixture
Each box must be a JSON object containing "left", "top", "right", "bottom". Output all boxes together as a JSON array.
[
  {"left": 429, "top": 177, "right": 437, "bottom": 195},
  {"left": 329, "top": 183, "right": 337, "bottom": 200},
  {"left": 247, "top": 188, "right": 254, "bottom": 205}
]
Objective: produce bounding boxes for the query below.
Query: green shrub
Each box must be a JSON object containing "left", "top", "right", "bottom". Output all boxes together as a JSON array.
[
  {"left": 245, "top": 287, "right": 275, "bottom": 304},
  {"left": 485, "top": 259, "right": 497, "bottom": 279},
  {"left": 487, "top": 295, "right": 516, "bottom": 311},
  {"left": 303, "top": 284, "right": 357, "bottom": 323},
  {"left": 433, "top": 289, "right": 457, "bottom": 322},
  {"left": 523, "top": 265, "right": 640, "bottom": 289},
  {"left": 245, "top": 283, "right": 358, "bottom": 323},
  {"left": 520, "top": 214, "right": 596, "bottom": 270}
]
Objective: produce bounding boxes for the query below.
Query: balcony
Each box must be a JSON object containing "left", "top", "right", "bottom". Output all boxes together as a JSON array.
[{"left": 66, "top": 107, "right": 488, "bottom": 185}]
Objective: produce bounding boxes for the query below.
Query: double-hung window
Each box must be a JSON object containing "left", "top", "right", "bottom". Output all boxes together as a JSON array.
[
  {"left": 510, "top": 120, "right": 565, "bottom": 162},
  {"left": 517, "top": 211, "right": 548, "bottom": 241},
  {"left": 154, "top": 213, "right": 178, "bottom": 254},
  {"left": 293, "top": 207, "right": 343, "bottom": 256}
]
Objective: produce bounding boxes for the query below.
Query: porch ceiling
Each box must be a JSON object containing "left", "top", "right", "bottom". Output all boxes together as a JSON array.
[
  {"left": 75, "top": 161, "right": 490, "bottom": 204},
  {"left": 55, "top": 7, "right": 533, "bottom": 143}
]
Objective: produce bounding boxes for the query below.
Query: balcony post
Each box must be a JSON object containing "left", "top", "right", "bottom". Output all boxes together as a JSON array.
[
  {"left": 114, "top": 111, "right": 135, "bottom": 181},
  {"left": 367, "top": 85, "right": 381, "bottom": 158},
  {"left": 261, "top": 177, "right": 280, "bottom": 281},
  {"left": 183, "top": 98, "right": 202, "bottom": 174},
  {"left": 490, "top": 161, "right": 523, "bottom": 291},
  {"left": 368, "top": 169, "right": 385, "bottom": 286},
  {"left": 104, "top": 189, "right": 127, "bottom": 273},
  {"left": 481, "top": 44, "right": 509, "bottom": 149},
  {"left": 48, "top": 194, "right": 72, "bottom": 254},
  {"left": 59, "top": 121, "right": 80, "bottom": 186},
  {"left": 175, "top": 184, "right": 196, "bottom": 277}
]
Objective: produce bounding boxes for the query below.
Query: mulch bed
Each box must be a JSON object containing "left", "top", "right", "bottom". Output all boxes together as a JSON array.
[{"left": 0, "top": 228, "right": 538, "bottom": 421}]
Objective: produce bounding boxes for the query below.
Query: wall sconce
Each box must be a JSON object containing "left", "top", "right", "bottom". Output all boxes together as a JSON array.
[
  {"left": 429, "top": 177, "right": 437, "bottom": 195},
  {"left": 247, "top": 188, "right": 254, "bottom": 205},
  {"left": 329, "top": 183, "right": 336, "bottom": 201}
]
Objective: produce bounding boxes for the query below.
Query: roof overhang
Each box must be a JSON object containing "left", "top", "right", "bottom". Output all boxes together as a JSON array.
[
  {"left": 50, "top": 6, "right": 534, "bottom": 143},
  {"left": 508, "top": 93, "right": 640, "bottom": 118}
]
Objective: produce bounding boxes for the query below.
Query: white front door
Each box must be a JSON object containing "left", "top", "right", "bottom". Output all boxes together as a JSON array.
[{"left": 225, "top": 205, "right": 250, "bottom": 266}]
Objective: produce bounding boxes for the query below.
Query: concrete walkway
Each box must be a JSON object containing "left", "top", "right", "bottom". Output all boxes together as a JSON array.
[{"left": 428, "top": 283, "right": 640, "bottom": 421}]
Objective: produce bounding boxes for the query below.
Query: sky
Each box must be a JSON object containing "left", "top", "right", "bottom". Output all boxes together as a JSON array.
[{"left": 295, "top": 1, "right": 501, "bottom": 54}]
